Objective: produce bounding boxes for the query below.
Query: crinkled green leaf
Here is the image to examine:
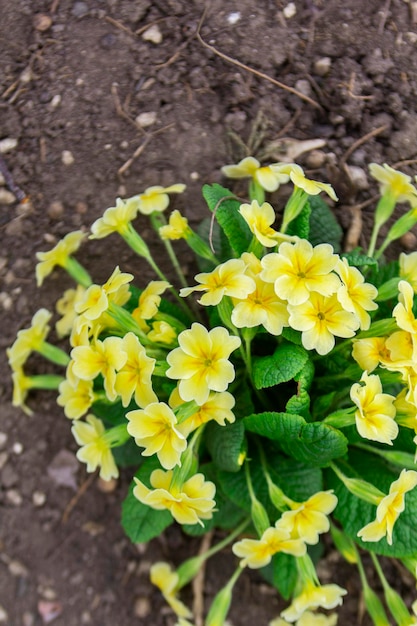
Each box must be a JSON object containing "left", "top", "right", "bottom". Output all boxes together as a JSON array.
[
  {"left": 244, "top": 412, "right": 348, "bottom": 467},
  {"left": 327, "top": 450, "right": 417, "bottom": 557},
  {"left": 252, "top": 344, "right": 309, "bottom": 390},
  {"left": 206, "top": 420, "right": 247, "bottom": 473},
  {"left": 202, "top": 183, "right": 252, "bottom": 255},
  {"left": 341, "top": 249, "right": 377, "bottom": 268},
  {"left": 286, "top": 360, "right": 315, "bottom": 418},
  {"left": 262, "top": 553, "right": 298, "bottom": 600},
  {"left": 121, "top": 457, "right": 172, "bottom": 543},
  {"left": 286, "top": 200, "right": 311, "bottom": 239},
  {"left": 308, "top": 195, "right": 343, "bottom": 252}
]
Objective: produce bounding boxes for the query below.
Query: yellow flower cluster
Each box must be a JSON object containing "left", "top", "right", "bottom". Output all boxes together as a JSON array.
[{"left": 182, "top": 238, "right": 377, "bottom": 354}]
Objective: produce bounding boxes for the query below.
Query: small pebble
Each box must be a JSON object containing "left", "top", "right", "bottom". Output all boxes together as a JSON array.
[
  {"left": 0, "top": 452, "right": 8, "bottom": 471},
  {"left": 0, "top": 605, "right": 8, "bottom": 623},
  {"left": 97, "top": 477, "right": 117, "bottom": 493},
  {"left": 294, "top": 79, "right": 311, "bottom": 97},
  {"left": 9, "top": 559, "right": 29, "bottom": 578},
  {"left": 190, "top": 171, "right": 200, "bottom": 181},
  {"left": 33, "top": 13, "right": 52, "bottom": 32},
  {"left": 0, "top": 172, "right": 5, "bottom": 185},
  {"left": 6, "top": 489, "right": 22, "bottom": 506},
  {"left": 50, "top": 94, "right": 61, "bottom": 109},
  {"left": 22, "top": 612, "right": 35, "bottom": 626},
  {"left": 142, "top": 24, "right": 163, "bottom": 44},
  {"left": 283, "top": 2, "right": 296, "bottom": 18},
  {"left": 227, "top": 12, "right": 241, "bottom": 25},
  {"left": 314, "top": 57, "right": 332, "bottom": 77},
  {"left": 0, "top": 138, "right": 18, "bottom": 153},
  {"left": 33, "top": 491, "right": 47, "bottom": 507},
  {"left": 12, "top": 442, "right": 23, "bottom": 455},
  {"left": 133, "top": 597, "right": 151, "bottom": 618},
  {"left": 347, "top": 165, "right": 369, "bottom": 190},
  {"left": 0, "top": 189, "right": 15, "bottom": 205},
  {"left": 39, "top": 587, "right": 57, "bottom": 601},
  {"left": 400, "top": 231, "right": 417, "bottom": 250},
  {"left": 71, "top": 1, "right": 89, "bottom": 18},
  {"left": 306, "top": 150, "right": 326, "bottom": 168},
  {"left": 61, "top": 150, "right": 74, "bottom": 166},
  {"left": 0, "top": 433, "right": 7, "bottom": 449},
  {"left": 75, "top": 201, "right": 88, "bottom": 214},
  {"left": 135, "top": 111, "right": 157, "bottom": 128},
  {"left": 48, "top": 201, "right": 64, "bottom": 219}
]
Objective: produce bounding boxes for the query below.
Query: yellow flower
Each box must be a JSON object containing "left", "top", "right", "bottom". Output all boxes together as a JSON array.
[
  {"left": 393, "top": 280, "right": 417, "bottom": 334},
  {"left": 385, "top": 330, "right": 415, "bottom": 370},
  {"left": 133, "top": 184, "right": 186, "bottom": 215},
  {"left": 166, "top": 323, "right": 241, "bottom": 405},
  {"left": 335, "top": 258, "right": 378, "bottom": 330},
  {"left": 288, "top": 293, "right": 359, "bottom": 355},
  {"left": 232, "top": 525, "right": 306, "bottom": 569},
  {"left": 159, "top": 210, "right": 191, "bottom": 240},
  {"left": 357, "top": 469, "right": 417, "bottom": 545},
  {"left": 147, "top": 321, "right": 177, "bottom": 345},
  {"left": 350, "top": 372, "right": 398, "bottom": 445},
  {"left": 180, "top": 258, "right": 255, "bottom": 306},
  {"left": 57, "top": 377, "right": 94, "bottom": 419},
  {"left": 55, "top": 285, "right": 86, "bottom": 337},
  {"left": 132, "top": 281, "right": 171, "bottom": 323},
  {"left": 7, "top": 308, "right": 52, "bottom": 369},
  {"left": 400, "top": 251, "right": 417, "bottom": 293},
  {"left": 296, "top": 613, "right": 338, "bottom": 626},
  {"left": 11, "top": 367, "right": 34, "bottom": 415},
  {"left": 133, "top": 468, "right": 216, "bottom": 525},
  {"left": 75, "top": 266, "right": 133, "bottom": 321},
  {"left": 114, "top": 332, "right": 157, "bottom": 408},
  {"left": 369, "top": 163, "right": 417, "bottom": 202},
  {"left": 239, "top": 200, "right": 280, "bottom": 247},
  {"left": 261, "top": 240, "right": 340, "bottom": 306},
  {"left": 221, "top": 157, "right": 292, "bottom": 192},
  {"left": 281, "top": 582, "right": 347, "bottom": 623},
  {"left": 172, "top": 390, "right": 235, "bottom": 437},
  {"left": 289, "top": 168, "right": 338, "bottom": 201},
  {"left": 72, "top": 414, "right": 119, "bottom": 481},
  {"left": 36, "top": 230, "right": 86, "bottom": 286},
  {"left": 150, "top": 562, "right": 192, "bottom": 619},
  {"left": 277, "top": 491, "right": 338, "bottom": 545},
  {"left": 89, "top": 196, "right": 139, "bottom": 239},
  {"left": 351, "top": 337, "right": 389, "bottom": 372},
  {"left": 127, "top": 402, "right": 187, "bottom": 470},
  {"left": 231, "top": 274, "right": 289, "bottom": 335},
  {"left": 71, "top": 336, "right": 127, "bottom": 401}
]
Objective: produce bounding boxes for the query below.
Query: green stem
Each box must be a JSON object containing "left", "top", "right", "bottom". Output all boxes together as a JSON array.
[
  {"left": 29, "top": 374, "right": 65, "bottom": 390},
  {"left": 150, "top": 213, "right": 189, "bottom": 289},
  {"left": 65, "top": 257, "right": 92, "bottom": 287},
  {"left": 39, "top": 341, "right": 71, "bottom": 367}
]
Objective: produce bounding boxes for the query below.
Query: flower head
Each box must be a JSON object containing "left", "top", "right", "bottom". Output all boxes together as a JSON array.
[
  {"left": 166, "top": 323, "right": 241, "bottom": 405},
  {"left": 114, "top": 332, "right": 157, "bottom": 408},
  {"left": 72, "top": 414, "right": 119, "bottom": 481},
  {"left": 150, "top": 562, "right": 192, "bottom": 618},
  {"left": 289, "top": 168, "right": 338, "bottom": 201},
  {"left": 232, "top": 525, "right": 306, "bottom": 569},
  {"left": 239, "top": 200, "right": 280, "bottom": 247},
  {"left": 90, "top": 196, "right": 139, "bottom": 239},
  {"left": 336, "top": 258, "right": 378, "bottom": 330},
  {"left": 400, "top": 251, "right": 417, "bottom": 293},
  {"left": 351, "top": 337, "right": 389, "bottom": 372},
  {"left": 132, "top": 280, "right": 171, "bottom": 324},
  {"left": 159, "top": 210, "right": 191, "bottom": 240},
  {"left": 133, "top": 184, "right": 186, "bottom": 215},
  {"left": 7, "top": 308, "right": 52, "bottom": 369},
  {"left": 173, "top": 391, "right": 236, "bottom": 437},
  {"left": 221, "top": 157, "right": 292, "bottom": 192},
  {"left": 277, "top": 491, "right": 338, "bottom": 545},
  {"left": 358, "top": 469, "right": 417, "bottom": 545},
  {"left": 180, "top": 258, "right": 255, "bottom": 306},
  {"left": 281, "top": 582, "right": 346, "bottom": 623},
  {"left": 261, "top": 240, "right": 340, "bottom": 306},
  {"left": 57, "top": 376, "right": 94, "bottom": 419},
  {"left": 369, "top": 163, "right": 417, "bottom": 202},
  {"left": 393, "top": 280, "right": 417, "bottom": 334},
  {"left": 288, "top": 293, "right": 359, "bottom": 355},
  {"left": 133, "top": 469, "right": 216, "bottom": 525},
  {"left": 36, "top": 230, "right": 86, "bottom": 286},
  {"left": 127, "top": 402, "right": 187, "bottom": 469},
  {"left": 350, "top": 372, "right": 398, "bottom": 445},
  {"left": 55, "top": 285, "right": 86, "bottom": 337}
]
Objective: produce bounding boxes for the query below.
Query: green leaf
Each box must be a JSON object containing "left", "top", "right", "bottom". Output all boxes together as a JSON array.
[
  {"left": 196, "top": 217, "right": 232, "bottom": 269},
  {"left": 121, "top": 457, "right": 172, "bottom": 543},
  {"left": 341, "top": 249, "right": 378, "bottom": 268},
  {"left": 202, "top": 183, "right": 252, "bottom": 255},
  {"left": 327, "top": 450, "right": 417, "bottom": 557},
  {"left": 244, "top": 412, "right": 348, "bottom": 467},
  {"left": 261, "top": 553, "right": 298, "bottom": 600},
  {"left": 286, "top": 200, "right": 311, "bottom": 239},
  {"left": 206, "top": 421, "right": 247, "bottom": 473},
  {"left": 92, "top": 399, "right": 127, "bottom": 426},
  {"left": 285, "top": 360, "right": 315, "bottom": 418},
  {"left": 308, "top": 195, "right": 343, "bottom": 252},
  {"left": 252, "top": 343, "right": 309, "bottom": 390},
  {"left": 113, "top": 438, "right": 142, "bottom": 467}
]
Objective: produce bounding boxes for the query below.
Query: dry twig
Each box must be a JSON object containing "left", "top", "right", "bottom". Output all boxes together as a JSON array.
[
  {"left": 196, "top": 9, "right": 322, "bottom": 111},
  {"left": 340, "top": 125, "right": 388, "bottom": 168},
  {"left": 61, "top": 472, "right": 96, "bottom": 523},
  {"left": 192, "top": 531, "right": 213, "bottom": 626}
]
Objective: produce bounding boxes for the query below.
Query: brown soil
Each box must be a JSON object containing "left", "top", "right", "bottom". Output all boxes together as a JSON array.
[{"left": 1, "top": 1, "right": 417, "bottom": 625}]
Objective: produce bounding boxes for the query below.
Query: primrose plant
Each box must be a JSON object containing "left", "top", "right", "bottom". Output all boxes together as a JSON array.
[{"left": 9, "top": 157, "right": 417, "bottom": 625}]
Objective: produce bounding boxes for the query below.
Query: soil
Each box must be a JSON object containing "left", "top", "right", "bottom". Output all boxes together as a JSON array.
[{"left": 1, "top": 1, "right": 417, "bottom": 625}]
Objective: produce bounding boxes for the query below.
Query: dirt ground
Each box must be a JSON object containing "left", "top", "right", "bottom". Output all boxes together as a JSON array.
[{"left": 2, "top": 1, "right": 417, "bottom": 624}]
